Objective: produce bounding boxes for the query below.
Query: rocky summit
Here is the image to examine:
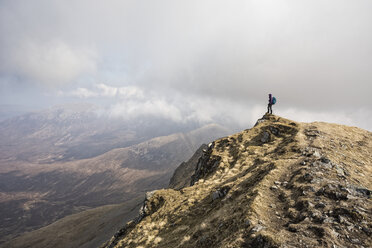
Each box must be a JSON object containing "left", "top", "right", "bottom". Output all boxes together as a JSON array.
[{"left": 102, "top": 115, "right": 372, "bottom": 248}]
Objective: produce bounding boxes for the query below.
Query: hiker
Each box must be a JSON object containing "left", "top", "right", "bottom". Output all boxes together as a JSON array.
[{"left": 267, "top": 94, "right": 276, "bottom": 114}]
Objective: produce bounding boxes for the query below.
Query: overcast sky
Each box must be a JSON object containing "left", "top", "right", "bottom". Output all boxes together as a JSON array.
[{"left": 0, "top": 0, "right": 371, "bottom": 130}]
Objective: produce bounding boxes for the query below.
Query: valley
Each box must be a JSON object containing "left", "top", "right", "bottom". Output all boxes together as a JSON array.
[{"left": 0, "top": 104, "right": 231, "bottom": 246}]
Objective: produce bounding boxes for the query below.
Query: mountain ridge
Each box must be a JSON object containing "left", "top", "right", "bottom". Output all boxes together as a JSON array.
[{"left": 102, "top": 114, "right": 372, "bottom": 248}]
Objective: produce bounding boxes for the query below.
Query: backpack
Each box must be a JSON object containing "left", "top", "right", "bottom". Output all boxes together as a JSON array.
[{"left": 272, "top": 97, "right": 277, "bottom": 105}]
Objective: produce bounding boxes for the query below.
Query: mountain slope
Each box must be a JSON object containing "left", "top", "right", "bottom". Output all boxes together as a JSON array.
[
  {"left": 103, "top": 114, "right": 372, "bottom": 248},
  {"left": 0, "top": 103, "right": 201, "bottom": 163},
  {"left": 2, "top": 196, "right": 143, "bottom": 248},
  {"left": 169, "top": 144, "right": 208, "bottom": 190},
  {"left": 0, "top": 121, "right": 231, "bottom": 245}
]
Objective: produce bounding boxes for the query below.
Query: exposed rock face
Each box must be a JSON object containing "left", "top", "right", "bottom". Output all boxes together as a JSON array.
[
  {"left": 190, "top": 141, "right": 220, "bottom": 186},
  {"left": 103, "top": 115, "right": 372, "bottom": 248},
  {"left": 211, "top": 186, "right": 230, "bottom": 201},
  {"left": 169, "top": 144, "right": 208, "bottom": 190}
]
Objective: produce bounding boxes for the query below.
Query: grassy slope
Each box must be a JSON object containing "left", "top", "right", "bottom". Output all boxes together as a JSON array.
[
  {"left": 106, "top": 115, "right": 371, "bottom": 248},
  {"left": 2, "top": 196, "right": 143, "bottom": 248}
]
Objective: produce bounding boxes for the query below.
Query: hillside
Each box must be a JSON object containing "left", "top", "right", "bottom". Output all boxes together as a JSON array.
[
  {"left": 0, "top": 104, "right": 231, "bottom": 245},
  {"left": 168, "top": 144, "right": 208, "bottom": 190},
  {"left": 103, "top": 114, "right": 372, "bottom": 248},
  {"left": 0, "top": 103, "right": 201, "bottom": 163},
  {"left": 2, "top": 197, "right": 143, "bottom": 248},
  {"left": 0, "top": 124, "right": 230, "bottom": 245}
]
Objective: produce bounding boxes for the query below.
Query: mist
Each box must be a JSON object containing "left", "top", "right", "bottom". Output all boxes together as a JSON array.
[{"left": 1, "top": 0, "right": 371, "bottom": 130}]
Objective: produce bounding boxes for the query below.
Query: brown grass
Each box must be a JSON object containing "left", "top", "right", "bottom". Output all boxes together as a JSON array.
[{"left": 105, "top": 115, "right": 372, "bottom": 248}]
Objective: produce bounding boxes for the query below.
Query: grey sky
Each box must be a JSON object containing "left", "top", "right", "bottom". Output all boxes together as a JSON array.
[{"left": 0, "top": 0, "right": 371, "bottom": 130}]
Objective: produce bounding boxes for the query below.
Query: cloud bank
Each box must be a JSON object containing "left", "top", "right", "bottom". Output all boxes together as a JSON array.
[
  {"left": 0, "top": 0, "right": 371, "bottom": 130},
  {"left": 59, "top": 83, "right": 372, "bottom": 131}
]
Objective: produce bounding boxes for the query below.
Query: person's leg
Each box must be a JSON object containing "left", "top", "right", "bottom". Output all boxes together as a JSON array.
[
  {"left": 269, "top": 105, "right": 272, "bottom": 114},
  {"left": 267, "top": 104, "right": 270, "bottom": 113}
]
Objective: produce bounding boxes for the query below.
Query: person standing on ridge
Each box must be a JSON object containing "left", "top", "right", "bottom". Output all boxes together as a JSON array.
[{"left": 267, "top": 94, "right": 276, "bottom": 114}]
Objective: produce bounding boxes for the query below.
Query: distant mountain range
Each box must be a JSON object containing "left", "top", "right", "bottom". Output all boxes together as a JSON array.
[
  {"left": 0, "top": 104, "right": 36, "bottom": 122},
  {"left": 0, "top": 103, "right": 232, "bottom": 246},
  {"left": 0, "top": 103, "right": 203, "bottom": 163}
]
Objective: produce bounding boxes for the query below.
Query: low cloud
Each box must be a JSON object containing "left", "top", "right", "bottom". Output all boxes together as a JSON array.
[
  {"left": 56, "top": 83, "right": 372, "bottom": 131},
  {"left": 2, "top": 40, "right": 97, "bottom": 86},
  {"left": 61, "top": 83, "right": 145, "bottom": 99},
  {"left": 277, "top": 107, "right": 372, "bottom": 131},
  {"left": 68, "top": 87, "right": 98, "bottom": 98},
  {"left": 96, "top": 84, "right": 144, "bottom": 99},
  {"left": 109, "top": 99, "right": 183, "bottom": 122}
]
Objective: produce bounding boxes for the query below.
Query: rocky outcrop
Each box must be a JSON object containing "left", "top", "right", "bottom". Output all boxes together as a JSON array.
[
  {"left": 190, "top": 141, "right": 221, "bottom": 186},
  {"left": 211, "top": 186, "right": 230, "bottom": 201},
  {"left": 102, "top": 191, "right": 164, "bottom": 248},
  {"left": 169, "top": 144, "right": 208, "bottom": 190},
  {"left": 102, "top": 115, "right": 372, "bottom": 248}
]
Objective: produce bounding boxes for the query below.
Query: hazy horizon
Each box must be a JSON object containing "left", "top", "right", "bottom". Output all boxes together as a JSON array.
[{"left": 1, "top": 0, "right": 371, "bottom": 130}]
